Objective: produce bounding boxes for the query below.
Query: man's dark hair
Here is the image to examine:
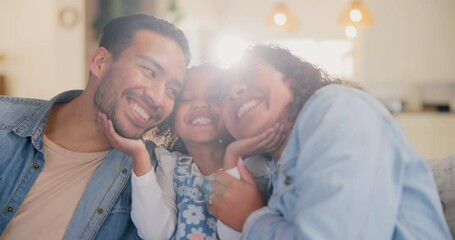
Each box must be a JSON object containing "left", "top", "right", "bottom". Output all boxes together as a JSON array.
[{"left": 99, "top": 14, "right": 191, "bottom": 66}]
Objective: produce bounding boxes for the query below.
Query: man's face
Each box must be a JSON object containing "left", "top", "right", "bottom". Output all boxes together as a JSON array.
[{"left": 95, "top": 30, "right": 187, "bottom": 139}]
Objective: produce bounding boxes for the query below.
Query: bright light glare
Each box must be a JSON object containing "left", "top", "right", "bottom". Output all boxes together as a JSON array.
[
  {"left": 271, "top": 39, "right": 353, "bottom": 80},
  {"left": 273, "top": 13, "right": 287, "bottom": 26},
  {"left": 349, "top": 9, "right": 362, "bottom": 22},
  {"left": 345, "top": 25, "right": 357, "bottom": 38},
  {"left": 215, "top": 36, "right": 248, "bottom": 68}
]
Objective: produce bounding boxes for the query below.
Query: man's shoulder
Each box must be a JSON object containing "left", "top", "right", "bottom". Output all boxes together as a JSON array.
[
  {"left": 0, "top": 95, "right": 49, "bottom": 128},
  {"left": 0, "top": 95, "right": 48, "bottom": 108}
]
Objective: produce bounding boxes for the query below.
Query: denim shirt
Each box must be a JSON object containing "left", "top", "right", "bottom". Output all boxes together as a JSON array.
[
  {"left": 0, "top": 91, "right": 145, "bottom": 239},
  {"left": 243, "top": 85, "right": 452, "bottom": 239}
]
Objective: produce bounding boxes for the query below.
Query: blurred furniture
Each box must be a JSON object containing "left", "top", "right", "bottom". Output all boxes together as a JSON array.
[
  {"left": 0, "top": 75, "right": 4, "bottom": 95},
  {"left": 395, "top": 112, "right": 455, "bottom": 159}
]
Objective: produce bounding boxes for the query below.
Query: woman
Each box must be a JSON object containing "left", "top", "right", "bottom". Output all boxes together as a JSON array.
[{"left": 209, "top": 44, "right": 451, "bottom": 239}]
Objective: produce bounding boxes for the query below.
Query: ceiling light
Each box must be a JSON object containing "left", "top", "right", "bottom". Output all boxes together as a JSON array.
[
  {"left": 339, "top": 1, "right": 373, "bottom": 28},
  {"left": 267, "top": 3, "right": 298, "bottom": 31}
]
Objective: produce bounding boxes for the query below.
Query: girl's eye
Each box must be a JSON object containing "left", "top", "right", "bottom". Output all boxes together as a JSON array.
[
  {"left": 206, "top": 87, "right": 225, "bottom": 102},
  {"left": 178, "top": 93, "right": 193, "bottom": 102}
]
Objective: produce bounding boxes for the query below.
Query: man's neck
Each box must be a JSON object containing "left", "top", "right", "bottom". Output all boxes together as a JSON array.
[{"left": 44, "top": 94, "right": 112, "bottom": 153}]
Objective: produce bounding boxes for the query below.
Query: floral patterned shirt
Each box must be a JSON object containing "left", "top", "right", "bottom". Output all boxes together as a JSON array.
[{"left": 172, "top": 155, "right": 218, "bottom": 240}]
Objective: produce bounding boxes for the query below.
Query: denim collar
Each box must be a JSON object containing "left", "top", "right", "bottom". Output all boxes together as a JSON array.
[{"left": 13, "top": 90, "right": 83, "bottom": 152}]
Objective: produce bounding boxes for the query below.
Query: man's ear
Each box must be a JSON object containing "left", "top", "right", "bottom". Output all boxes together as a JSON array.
[{"left": 90, "top": 47, "right": 112, "bottom": 79}]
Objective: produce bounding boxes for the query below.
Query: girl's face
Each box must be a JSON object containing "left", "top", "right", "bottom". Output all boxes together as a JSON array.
[
  {"left": 175, "top": 68, "right": 228, "bottom": 146},
  {"left": 222, "top": 55, "right": 293, "bottom": 140}
]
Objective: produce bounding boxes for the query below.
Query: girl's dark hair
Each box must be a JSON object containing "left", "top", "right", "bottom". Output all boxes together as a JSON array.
[{"left": 245, "top": 44, "right": 357, "bottom": 122}]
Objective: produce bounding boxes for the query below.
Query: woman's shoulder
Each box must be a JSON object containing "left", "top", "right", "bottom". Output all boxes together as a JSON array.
[
  {"left": 311, "top": 85, "right": 384, "bottom": 109},
  {"left": 301, "top": 84, "right": 391, "bottom": 120}
]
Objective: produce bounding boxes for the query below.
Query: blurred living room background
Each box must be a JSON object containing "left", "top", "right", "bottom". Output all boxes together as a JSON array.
[{"left": 0, "top": 0, "right": 454, "bottom": 159}]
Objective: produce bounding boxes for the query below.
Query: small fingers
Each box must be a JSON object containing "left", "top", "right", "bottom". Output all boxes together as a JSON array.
[
  {"left": 265, "top": 124, "right": 286, "bottom": 149},
  {"left": 97, "top": 112, "right": 108, "bottom": 129},
  {"left": 255, "top": 123, "right": 285, "bottom": 150}
]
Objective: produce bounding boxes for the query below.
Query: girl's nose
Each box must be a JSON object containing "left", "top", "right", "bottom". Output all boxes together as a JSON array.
[{"left": 192, "top": 100, "right": 208, "bottom": 109}]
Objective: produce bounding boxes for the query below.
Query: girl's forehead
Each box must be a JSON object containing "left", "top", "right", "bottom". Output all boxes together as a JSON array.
[
  {"left": 231, "top": 56, "right": 275, "bottom": 75},
  {"left": 183, "top": 72, "right": 225, "bottom": 91}
]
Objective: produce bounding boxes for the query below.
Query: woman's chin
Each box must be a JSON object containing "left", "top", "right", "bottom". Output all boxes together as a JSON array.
[{"left": 234, "top": 126, "right": 268, "bottom": 140}]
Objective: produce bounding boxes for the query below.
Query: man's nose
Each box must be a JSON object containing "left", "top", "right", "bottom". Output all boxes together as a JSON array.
[{"left": 145, "top": 81, "right": 166, "bottom": 107}]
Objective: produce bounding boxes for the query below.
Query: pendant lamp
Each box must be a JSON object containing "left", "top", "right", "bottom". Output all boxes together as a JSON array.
[
  {"left": 266, "top": 3, "right": 298, "bottom": 31},
  {"left": 339, "top": 1, "right": 374, "bottom": 27}
]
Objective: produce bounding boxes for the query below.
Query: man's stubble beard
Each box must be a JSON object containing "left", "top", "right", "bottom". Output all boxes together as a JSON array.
[{"left": 94, "top": 74, "right": 143, "bottom": 139}]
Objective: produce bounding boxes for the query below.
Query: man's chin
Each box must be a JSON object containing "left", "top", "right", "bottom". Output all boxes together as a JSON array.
[{"left": 114, "top": 125, "right": 143, "bottom": 140}]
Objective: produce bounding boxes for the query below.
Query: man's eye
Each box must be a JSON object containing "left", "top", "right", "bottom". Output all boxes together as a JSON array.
[{"left": 141, "top": 66, "right": 156, "bottom": 78}]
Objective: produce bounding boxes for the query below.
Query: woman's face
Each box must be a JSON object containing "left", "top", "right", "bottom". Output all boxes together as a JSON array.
[
  {"left": 222, "top": 55, "right": 293, "bottom": 140},
  {"left": 175, "top": 68, "right": 228, "bottom": 146}
]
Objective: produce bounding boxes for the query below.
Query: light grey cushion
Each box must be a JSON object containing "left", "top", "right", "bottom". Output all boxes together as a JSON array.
[{"left": 428, "top": 155, "right": 455, "bottom": 237}]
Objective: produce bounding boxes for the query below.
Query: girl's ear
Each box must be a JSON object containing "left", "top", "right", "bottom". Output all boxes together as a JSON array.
[{"left": 90, "top": 47, "right": 112, "bottom": 79}]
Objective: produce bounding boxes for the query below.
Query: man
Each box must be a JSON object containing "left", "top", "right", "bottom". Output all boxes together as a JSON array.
[{"left": 0, "top": 14, "right": 190, "bottom": 239}]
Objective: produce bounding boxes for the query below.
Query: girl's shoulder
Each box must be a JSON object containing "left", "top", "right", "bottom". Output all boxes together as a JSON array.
[{"left": 155, "top": 147, "right": 193, "bottom": 175}]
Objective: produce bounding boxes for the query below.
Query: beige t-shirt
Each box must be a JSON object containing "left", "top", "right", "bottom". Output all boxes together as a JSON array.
[{"left": 1, "top": 135, "right": 109, "bottom": 240}]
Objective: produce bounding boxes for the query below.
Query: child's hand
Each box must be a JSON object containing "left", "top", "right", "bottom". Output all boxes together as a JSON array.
[
  {"left": 223, "top": 123, "right": 285, "bottom": 169},
  {"left": 98, "top": 112, "right": 152, "bottom": 176}
]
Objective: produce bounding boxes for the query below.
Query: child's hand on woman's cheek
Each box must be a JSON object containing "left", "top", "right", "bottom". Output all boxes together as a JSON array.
[{"left": 223, "top": 122, "right": 285, "bottom": 169}]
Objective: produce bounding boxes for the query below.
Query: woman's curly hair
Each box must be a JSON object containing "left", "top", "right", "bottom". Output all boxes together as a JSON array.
[
  {"left": 245, "top": 44, "right": 358, "bottom": 122},
  {"left": 145, "top": 45, "right": 358, "bottom": 148}
]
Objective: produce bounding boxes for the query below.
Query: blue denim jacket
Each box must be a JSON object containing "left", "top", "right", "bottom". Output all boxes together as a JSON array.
[
  {"left": 243, "top": 85, "right": 452, "bottom": 239},
  {"left": 0, "top": 91, "right": 146, "bottom": 239}
]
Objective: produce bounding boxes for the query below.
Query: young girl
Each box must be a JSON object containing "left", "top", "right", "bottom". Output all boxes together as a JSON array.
[
  {"left": 208, "top": 44, "right": 451, "bottom": 239},
  {"left": 98, "top": 63, "right": 284, "bottom": 240}
]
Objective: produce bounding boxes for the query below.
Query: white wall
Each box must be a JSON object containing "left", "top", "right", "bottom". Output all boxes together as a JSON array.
[
  {"left": 3, "top": 0, "right": 453, "bottom": 97},
  {"left": 355, "top": 0, "right": 455, "bottom": 86},
  {"left": 167, "top": 0, "right": 455, "bottom": 85},
  {"left": 0, "top": 0, "right": 85, "bottom": 99}
]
